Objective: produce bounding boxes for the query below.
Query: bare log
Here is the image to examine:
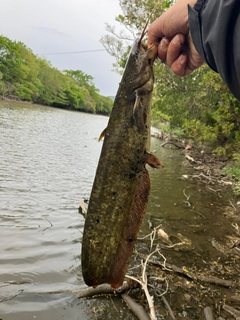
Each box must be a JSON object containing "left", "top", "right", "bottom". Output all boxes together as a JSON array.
[{"left": 121, "top": 293, "right": 150, "bottom": 320}]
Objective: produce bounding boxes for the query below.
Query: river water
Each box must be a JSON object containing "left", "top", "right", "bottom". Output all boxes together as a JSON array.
[{"left": 0, "top": 102, "right": 236, "bottom": 319}]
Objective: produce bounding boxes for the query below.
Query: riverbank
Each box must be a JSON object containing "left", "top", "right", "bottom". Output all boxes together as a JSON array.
[
  {"left": 151, "top": 127, "right": 240, "bottom": 197},
  {"left": 0, "top": 93, "right": 112, "bottom": 116}
]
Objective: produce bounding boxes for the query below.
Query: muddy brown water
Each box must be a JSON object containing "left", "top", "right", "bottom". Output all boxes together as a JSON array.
[{"left": 0, "top": 101, "right": 238, "bottom": 319}]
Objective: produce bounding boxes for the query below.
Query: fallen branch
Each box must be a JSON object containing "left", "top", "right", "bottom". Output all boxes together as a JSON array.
[
  {"left": 40, "top": 281, "right": 136, "bottom": 298},
  {"left": 185, "top": 154, "right": 195, "bottom": 162},
  {"left": 161, "top": 141, "right": 184, "bottom": 149},
  {"left": 223, "top": 304, "right": 240, "bottom": 318},
  {"left": 161, "top": 295, "right": 176, "bottom": 320},
  {"left": 137, "top": 253, "right": 234, "bottom": 288},
  {"left": 121, "top": 293, "right": 150, "bottom": 320},
  {"left": 191, "top": 172, "right": 214, "bottom": 184},
  {"left": 126, "top": 248, "right": 161, "bottom": 320},
  {"left": 74, "top": 281, "right": 133, "bottom": 299}
]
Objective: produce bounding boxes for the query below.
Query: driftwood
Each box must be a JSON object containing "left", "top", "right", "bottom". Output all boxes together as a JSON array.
[
  {"left": 73, "top": 281, "right": 134, "bottom": 299},
  {"left": 223, "top": 304, "right": 240, "bottom": 318},
  {"left": 204, "top": 306, "right": 215, "bottom": 320}
]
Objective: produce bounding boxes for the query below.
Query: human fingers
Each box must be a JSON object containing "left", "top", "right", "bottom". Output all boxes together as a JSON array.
[
  {"left": 171, "top": 54, "right": 188, "bottom": 76},
  {"left": 164, "top": 34, "right": 185, "bottom": 67},
  {"left": 171, "top": 37, "right": 204, "bottom": 76},
  {"left": 157, "top": 37, "right": 169, "bottom": 62}
]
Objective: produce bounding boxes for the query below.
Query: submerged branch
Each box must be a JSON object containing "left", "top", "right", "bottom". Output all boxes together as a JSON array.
[{"left": 74, "top": 281, "right": 134, "bottom": 299}]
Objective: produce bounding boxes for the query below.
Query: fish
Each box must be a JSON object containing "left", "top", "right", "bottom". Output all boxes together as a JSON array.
[{"left": 81, "top": 32, "right": 163, "bottom": 289}]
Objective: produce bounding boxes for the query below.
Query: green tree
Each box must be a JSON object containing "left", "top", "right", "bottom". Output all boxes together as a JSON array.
[
  {"left": 0, "top": 35, "right": 113, "bottom": 115},
  {"left": 36, "top": 58, "right": 68, "bottom": 106},
  {"left": 63, "top": 70, "right": 99, "bottom": 99},
  {"left": 95, "top": 94, "right": 113, "bottom": 115},
  {"left": 13, "top": 42, "right": 42, "bottom": 100},
  {"left": 0, "top": 36, "right": 22, "bottom": 83}
]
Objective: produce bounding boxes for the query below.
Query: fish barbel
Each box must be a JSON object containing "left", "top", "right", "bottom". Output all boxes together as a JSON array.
[{"left": 81, "top": 37, "right": 163, "bottom": 288}]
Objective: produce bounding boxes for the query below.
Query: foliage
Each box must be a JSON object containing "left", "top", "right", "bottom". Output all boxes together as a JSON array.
[
  {"left": 0, "top": 35, "right": 113, "bottom": 115},
  {"left": 223, "top": 152, "right": 240, "bottom": 194},
  {"left": 224, "top": 155, "right": 240, "bottom": 180}
]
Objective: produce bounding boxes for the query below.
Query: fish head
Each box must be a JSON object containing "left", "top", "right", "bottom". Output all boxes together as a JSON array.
[{"left": 123, "top": 39, "right": 158, "bottom": 97}]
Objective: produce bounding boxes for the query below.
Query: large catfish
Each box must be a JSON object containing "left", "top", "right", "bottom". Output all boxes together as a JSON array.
[{"left": 81, "top": 36, "right": 163, "bottom": 288}]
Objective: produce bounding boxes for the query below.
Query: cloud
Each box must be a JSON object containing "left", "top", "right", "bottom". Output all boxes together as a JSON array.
[{"left": 31, "top": 26, "right": 70, "bottom": 38}]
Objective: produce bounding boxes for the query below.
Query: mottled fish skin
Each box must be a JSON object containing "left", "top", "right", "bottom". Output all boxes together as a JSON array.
[{"left": 81, "top": 39, "right": 162, "bottom": 288}]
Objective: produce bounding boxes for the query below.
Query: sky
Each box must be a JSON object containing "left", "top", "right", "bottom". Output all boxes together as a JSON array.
[{"left": 0, "top": 0, "right": 123, "bottom": 96}]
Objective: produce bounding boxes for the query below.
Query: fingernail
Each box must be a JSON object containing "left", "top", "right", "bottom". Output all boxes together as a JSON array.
[
  {"left": 179, "top": 54, "right": 186, "bottom": 66},
  {"left": 159, "top": 38, "right": 168, "bottom": 51},
  {"left": 172, "top": 34, "right": 180, "bottom": 45}
]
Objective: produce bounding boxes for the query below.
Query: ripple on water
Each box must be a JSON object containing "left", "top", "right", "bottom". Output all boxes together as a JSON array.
[
  {"left": 0, "top": 103, "right": 107, "bottom": 316},
  {"left": 0, "top": 103, "right": 236, "bottom": 319}
]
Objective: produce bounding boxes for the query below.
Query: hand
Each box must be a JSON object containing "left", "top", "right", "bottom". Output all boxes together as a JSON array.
[{"left": 148, "top": 0, "right": 204, "bottom": 76}]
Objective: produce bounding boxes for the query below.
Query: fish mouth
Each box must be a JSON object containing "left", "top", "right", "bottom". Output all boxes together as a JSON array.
[{"left": 128, "top": 41, "right": 157, "bottom": 94}]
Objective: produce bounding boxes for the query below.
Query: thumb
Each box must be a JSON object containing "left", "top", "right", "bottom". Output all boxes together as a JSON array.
[{"left": 147, "top": 15, "right": 165, "bottom": 46}]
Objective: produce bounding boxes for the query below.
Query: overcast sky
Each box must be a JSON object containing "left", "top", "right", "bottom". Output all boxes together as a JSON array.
[{"left": 0, "top": 0, "right": 124, "bottom": 96}]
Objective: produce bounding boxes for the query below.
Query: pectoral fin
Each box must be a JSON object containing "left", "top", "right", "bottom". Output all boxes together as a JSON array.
[
  {"left": 133, "top": 96, "right": 146, "bottom": 131},
  {"left": 98, "top": 127, "right": 107, "bottom": 142},
  {"left": 145, "top": 152, "right": 164, "bottom": 168}
]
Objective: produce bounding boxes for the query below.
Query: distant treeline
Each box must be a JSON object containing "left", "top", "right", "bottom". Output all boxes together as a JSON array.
[{"left": 0, "top": 35, "right": 113, "bottom": 115}]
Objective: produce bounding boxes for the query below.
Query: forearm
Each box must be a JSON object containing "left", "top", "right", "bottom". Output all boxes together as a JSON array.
[{"left": 189, "top": 0, "right": 240, "bottom": 100}]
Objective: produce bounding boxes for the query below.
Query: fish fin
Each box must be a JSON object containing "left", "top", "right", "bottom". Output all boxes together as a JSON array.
[
  {"left": 133, "top": 96, "right": 140, "bottom": 116},
  {"left": 133, "top": 96, "right": 146, "bottom": 131},
  {"left": 98, "top": 127, "right": 107, "bottom": 142},
  {"left": 145, "top": 152, "right": 164, "bottom": 168}
]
